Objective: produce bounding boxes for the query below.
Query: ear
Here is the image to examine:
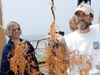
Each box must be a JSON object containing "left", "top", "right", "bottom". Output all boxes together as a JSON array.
[{"left": 90, "top": 16, "right": 94, "bottom": 23}]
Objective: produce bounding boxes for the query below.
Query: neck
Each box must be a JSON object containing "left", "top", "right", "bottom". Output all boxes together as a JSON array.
[
  {"left": 77, "top": 28, "right": 90, "bottom": 34},
  {"left": 11, "top": 38, "right": 20, "bottom": 42}
]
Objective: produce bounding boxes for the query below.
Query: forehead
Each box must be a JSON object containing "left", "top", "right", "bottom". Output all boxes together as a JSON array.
[
  {"left": 75, "top": 11, "right": 86, "bottom": 16},
  {"left": 10, "top": 24, "right": 20, "bottom": 31},
  {"left": 13, "top": 24, "right": 20, "bottom": 29}
]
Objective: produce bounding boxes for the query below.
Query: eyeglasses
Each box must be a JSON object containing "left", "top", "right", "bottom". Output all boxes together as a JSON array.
[{"left": 12, "top": 28, "right": 20, "bottom": 32}]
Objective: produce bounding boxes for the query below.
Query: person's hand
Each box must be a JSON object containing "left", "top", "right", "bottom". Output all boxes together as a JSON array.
[
  {"left": 56, "top": 34, "right": 66, "bottom": 44},
  {"left": 45, "top": 33, "right": 66, "bottom": 44}
]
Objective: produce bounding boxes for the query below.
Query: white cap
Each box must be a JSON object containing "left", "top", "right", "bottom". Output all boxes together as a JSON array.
[{"left": 74, "top": 4, "right": 94, "bottom": 16}]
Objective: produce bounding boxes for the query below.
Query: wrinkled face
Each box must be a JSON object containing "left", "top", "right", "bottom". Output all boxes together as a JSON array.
[
  {"left": 75, "top": 11, "right": 93, "bottom": 30},
  {"left": 11, "top": 25, "right": 21, "bottom": 39}
]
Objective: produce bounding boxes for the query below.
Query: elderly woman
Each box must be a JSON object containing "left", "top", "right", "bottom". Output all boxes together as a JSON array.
[{"left": 0, "top": 21, "right": 44, "bottom": 75}]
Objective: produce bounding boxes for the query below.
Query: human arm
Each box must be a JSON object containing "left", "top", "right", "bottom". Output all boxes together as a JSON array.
[
  {"left": 45, "top": 34, "right": 70, "bottom": 62},
  {"left": 0, "top": 44, "right": 14, "bottom": 75}
]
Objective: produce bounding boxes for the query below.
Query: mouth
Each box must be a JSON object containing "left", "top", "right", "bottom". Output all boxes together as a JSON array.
[{"left": 78, "top": 20, "right": 86, "bottom": 25}]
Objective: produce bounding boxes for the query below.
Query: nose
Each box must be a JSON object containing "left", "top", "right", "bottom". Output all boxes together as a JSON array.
[{"left": 78, "top": 15, "right": 84, "bottom": 20}]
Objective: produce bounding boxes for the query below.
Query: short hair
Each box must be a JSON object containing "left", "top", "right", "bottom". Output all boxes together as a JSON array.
[{"left": 6, "top": 21, "right": 22, "bottom": 38}]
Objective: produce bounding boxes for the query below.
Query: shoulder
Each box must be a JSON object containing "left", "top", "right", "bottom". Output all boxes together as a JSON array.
[
  {"left": 64, "top": 31, "right": 77, "bottom": 39},
  {"left": 64, "top": 31, "right": 78, "bottom": 44},
  {"left": 90, "top": 24, "right": 99, "bottom": 31},
  {"left": 23, "top": 40, "right": 34, "bottom": 48},
  {"left": 2, "top": 42, "right": 13, "bottom": 55},
  {"left": 3, "top": 39, "right": 13, "bottom": 50},
  {"left": 20, "top": 38, "right": 30, "bottom": 45}
]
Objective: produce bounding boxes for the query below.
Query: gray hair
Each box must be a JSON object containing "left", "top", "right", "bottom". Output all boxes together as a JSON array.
[{"left": 6, "top": 21, "right": 22, "bottom": 38}]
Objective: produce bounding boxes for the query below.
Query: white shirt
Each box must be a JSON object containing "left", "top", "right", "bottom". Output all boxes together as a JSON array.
[
  {"left": 90, "top": 24, "right": 100, "bottom": 31},
  {"left": 64, "top": 25, "right": 100, "bottom": 75}
]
